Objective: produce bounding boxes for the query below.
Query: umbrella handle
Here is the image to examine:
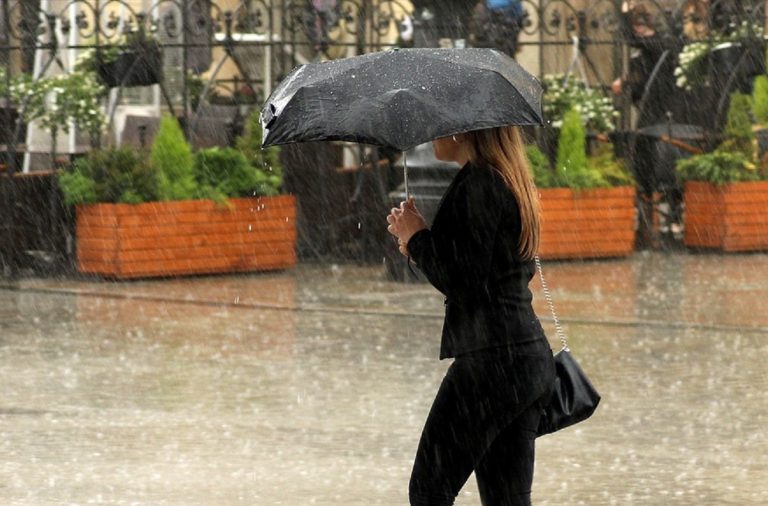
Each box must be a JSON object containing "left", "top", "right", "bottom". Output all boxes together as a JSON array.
[
  {"left": 403, "top": 151, "right": 409, "bottom": 197},
  {"left": 658, "top": 135, "right": 704, "bottom": 155}
]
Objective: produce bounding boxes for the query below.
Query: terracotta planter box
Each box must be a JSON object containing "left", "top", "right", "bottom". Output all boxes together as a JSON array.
[
  {"left": 538, "top": 186, "right": 636, "bottom": 260},
  {"left": 683, "top": 181, "right": 768, "bottom": 252},
  {"left": 76, "top": 195, "right": 297, "bottom": 279}
]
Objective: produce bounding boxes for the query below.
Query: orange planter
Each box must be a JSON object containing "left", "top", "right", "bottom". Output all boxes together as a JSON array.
[
  {"left": 76, "top": 195, "right": 297, "bottom": 279},
  {"left": 683, "top": 180, "right": 768, "bottom": 252},
  {"left": 538, "top": 186, "right": 636, "bottom": 260}
]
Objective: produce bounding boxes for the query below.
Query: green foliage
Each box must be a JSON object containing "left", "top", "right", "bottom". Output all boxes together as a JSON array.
[
  {"left": 529, "top": 131, "right": 629, "bottom": 189},
  {"left": 680, "top": 91, "right": 768, "bottom": 185},
  {"left": 720, "top": 92, "right": 756, "bottom": 161},
  {"left": 1, "top": 66, "right": 105, "bottom": 141},
  {"left": 526, "top": 144, "right": 555, "bottom": 188},
  {"left": 42, "top": 71, "right": 106, "bottom": 138},
  {"left": 58, "top": 112, "right": 287, "bottom": 206},
  {"left": 676, "top": 150, "right": 760, "bottom": 184},
  {"left": 195, "top": 146, "right": 263, "bottom": 200},
  {"left": 151, "top": 116, "right": 197, "bottom": 201},
  {"left": 58, "top": 147, "right": 156, "bottom": 205},
  {"left": 753, "top": 75, "right": 768, "bottom": 125},
  {"left": 589, "top": 144, "right": 635, "bottom": 187},
  {"left": 236, "top": 110, "right": 283, "bottom": 196},
  {"left": 58, "top": 170, "right": 97, "bottom": 206},
  {"left": 555, "top": 108, "right": 607, "bottom": 189}
]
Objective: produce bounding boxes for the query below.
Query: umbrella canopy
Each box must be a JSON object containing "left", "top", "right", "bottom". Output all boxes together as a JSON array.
[{"left": 260, "top": 48, "right": 544, "bottom": 151}]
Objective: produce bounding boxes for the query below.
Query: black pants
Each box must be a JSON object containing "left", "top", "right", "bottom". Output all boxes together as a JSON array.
[{"left": 409, "top": 342, "right": 555, "bottom": 506}]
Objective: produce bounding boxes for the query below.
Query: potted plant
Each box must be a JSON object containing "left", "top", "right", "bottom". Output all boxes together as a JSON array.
[
  {"left": 75, "top": 30, "right": 162, "bottom": 88},
  {"left": 59, "top": 114, "right": 296, "bottom": 279},
  {"left": 529, "top": 107, "right": 636, "bottom": 260},
  {"left": 675, "top": 21, "right": 765, "bottom": 92},
  {"left": 677, "top": 92, "right": 768, "bottom": 252},
  {"left": 540, "top": 73, "right": 619, "bottom": 163},
  {"left": 2, "top": 66, "right": 106, "bottom": 164}
]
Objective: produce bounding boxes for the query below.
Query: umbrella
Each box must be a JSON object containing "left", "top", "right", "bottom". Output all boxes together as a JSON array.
[{"left": 260, "top": 47, "right": 543, "bottom": 194}]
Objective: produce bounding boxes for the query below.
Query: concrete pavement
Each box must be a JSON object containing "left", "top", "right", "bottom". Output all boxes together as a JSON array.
[{"left": 1, "top": 251, "right": 767, "bottom": 504}]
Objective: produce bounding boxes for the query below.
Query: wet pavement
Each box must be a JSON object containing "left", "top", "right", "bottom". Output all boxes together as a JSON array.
[{"left": 1, "top": 251, "right": 767, "bottom": 505}]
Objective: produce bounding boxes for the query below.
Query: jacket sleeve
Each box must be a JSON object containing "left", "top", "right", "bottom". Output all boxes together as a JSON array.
[{"left": 407, "top": 172, "right": 503, "bottom": 302}]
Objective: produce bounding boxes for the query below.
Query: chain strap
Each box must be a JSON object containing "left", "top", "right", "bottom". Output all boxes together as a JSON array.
[{"left": 535, "top": 255, "right": 568, "bottom": 351}]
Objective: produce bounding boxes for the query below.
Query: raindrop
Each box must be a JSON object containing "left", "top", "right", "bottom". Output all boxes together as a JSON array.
[{"left": 248, "top": 224, "right": 252, "bottom": 231}]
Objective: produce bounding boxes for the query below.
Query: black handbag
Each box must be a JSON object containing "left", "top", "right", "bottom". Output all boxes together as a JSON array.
[{"left": 534, "top": 257, "right": 601, "bottom": 436}]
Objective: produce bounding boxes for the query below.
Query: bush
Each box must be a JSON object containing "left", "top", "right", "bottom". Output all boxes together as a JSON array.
[
  {"left": 589, "top": 144, "right": 634, "bottom": 187},
  {"left": 720, "top": 92, "right": 756, "bottom": 161},
  {"left": 58, "top": 147, "right": 156, "bottom": 205},
  {"left": 236, "top": 110, "right": 283, "bottom": 196},
  {"left": 58, "top": 170, "right": 97, "bottom": 206},
  {"left": 195, "top": 146, "right": 259, "bottom": 201},
  {"left": 555, "top": 108, "right": 607, "bottom": 189},
  {"left": 59, "top": 113, "right": 287, "bottom": 206},
  {"left": 151, "top": 116, "right": 197, "bottom": 201},
  {"left": 677, "top": 91, "right": 768, "bottom": 184},
  {"left": 676, "top": 150, "right": 759, "bottom": 184},
  {"left": 526, "top": 144, "right": 555, "bottom": 188},
  {"left": 753, "top": 75, "right": 768, "bottom": 125}
]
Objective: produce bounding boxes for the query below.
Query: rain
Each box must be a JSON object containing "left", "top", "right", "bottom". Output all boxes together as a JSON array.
[{"left": 1, "top": 1, "right": 768, "bottom": 505}]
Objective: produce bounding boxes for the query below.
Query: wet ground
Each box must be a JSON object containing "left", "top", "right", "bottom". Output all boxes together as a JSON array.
[{"left": 1, "top": 251, "right": 767, "bottom": 505}]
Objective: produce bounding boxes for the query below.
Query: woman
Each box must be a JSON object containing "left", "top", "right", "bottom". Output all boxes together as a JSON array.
[{"left": 386, "top": 127, "right": 555, "bottom": 505}]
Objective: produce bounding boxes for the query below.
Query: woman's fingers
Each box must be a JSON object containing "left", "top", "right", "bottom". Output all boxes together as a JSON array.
[{"left": 402, "top": 197, "right": 417, "bottom": 211}]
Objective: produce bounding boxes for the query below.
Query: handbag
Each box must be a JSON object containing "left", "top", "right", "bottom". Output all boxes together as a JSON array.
[{"left": 534, "top": 256, "right": 601, "bottom": 436}]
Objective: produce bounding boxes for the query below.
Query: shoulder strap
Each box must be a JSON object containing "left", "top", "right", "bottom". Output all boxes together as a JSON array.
[{"left": 535, "top": 255, "right": 568, "bottom": 351}]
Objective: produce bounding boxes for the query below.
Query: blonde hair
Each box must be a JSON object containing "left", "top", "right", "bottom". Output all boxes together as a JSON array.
[{"left": 464, "top": 126, "right": 540, "bottom": 260}]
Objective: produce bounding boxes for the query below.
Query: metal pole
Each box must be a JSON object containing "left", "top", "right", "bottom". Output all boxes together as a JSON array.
[
  {"left": 182, "top": 0, "right": 189, "bottom": 137},
  {"left": 402, "top": 150, "right": 408, "bottom": 197}
]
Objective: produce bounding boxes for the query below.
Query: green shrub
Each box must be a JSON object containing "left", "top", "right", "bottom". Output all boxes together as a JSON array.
[
  {"left": 526, "top": 144, "right": 556, "bottom": 188},
  {"left": 195, "top": 146, "right": 260, "bottom": 201},
  {"left": 678, "top": 91, "right": 768, "bottom": 185},
  {"left": 676, "top": 150, "right": 759, "bottom": 184},
  {"left": 753, "top": 75, "right": 768, "bottom": 125},
  {"left": 59, "top": 112, "right": 288, "bottom": 206},
  {"left": 589, "top": 144, "right": 634, "bottom": 187},
  {"left": 151, "top": 116, "right": 197, "bottom": 201},
  {"left": 58, "top": 147, "right": 156, "bottom": 205},
  {"left": 58, "top": 170, "right": 97, "bottom": 206},
  {"left": 720, "top": 92, "right": 756, "bottom": 161},
  {"left": 555, "top": 108, "right": 607, "bottom": 189},
  {"left": 236, "top": 110, "right": 283, "bottom": 196}
]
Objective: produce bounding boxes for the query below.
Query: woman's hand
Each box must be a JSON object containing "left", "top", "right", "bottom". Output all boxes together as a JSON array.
[{"left": 386, "top": 197, "right": 427, "bottom": 257}]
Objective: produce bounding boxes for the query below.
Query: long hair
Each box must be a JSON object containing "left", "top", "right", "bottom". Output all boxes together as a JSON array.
[{"left": 464, "top": 126, "right": 540, "bottom": 260}]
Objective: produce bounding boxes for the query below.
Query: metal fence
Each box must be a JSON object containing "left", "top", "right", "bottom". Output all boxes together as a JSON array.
[{"left": 1, "top": 0, "right": 766, "bottom": 274}]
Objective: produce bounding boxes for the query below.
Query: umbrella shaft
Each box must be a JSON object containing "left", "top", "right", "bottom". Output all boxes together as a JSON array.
[{"left": 403, "top": 151, "right": 409, "bottom": 197}]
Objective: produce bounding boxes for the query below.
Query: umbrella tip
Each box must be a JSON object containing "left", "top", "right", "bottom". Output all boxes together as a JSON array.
[{"left": 261, "top": 104, "right": 277, "bottom": 129}]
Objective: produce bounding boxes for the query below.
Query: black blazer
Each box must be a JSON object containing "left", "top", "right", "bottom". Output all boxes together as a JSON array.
[{"left": 408, "top": 161, "right": 547, "bottom": 359}]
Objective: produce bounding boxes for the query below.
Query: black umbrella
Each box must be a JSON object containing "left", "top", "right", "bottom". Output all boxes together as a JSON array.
[{"left": 260, "top": 48, "right": 543, "bottom": 194}]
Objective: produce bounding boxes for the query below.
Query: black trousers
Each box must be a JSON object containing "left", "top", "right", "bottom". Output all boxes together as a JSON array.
[{"left": 409, "top": 342, "right": 555, "bottom": 506}]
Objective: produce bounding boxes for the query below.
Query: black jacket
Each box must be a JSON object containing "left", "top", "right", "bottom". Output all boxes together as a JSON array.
[{"left": 408, "top": 161, "right": 547, "bottom": 359}]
